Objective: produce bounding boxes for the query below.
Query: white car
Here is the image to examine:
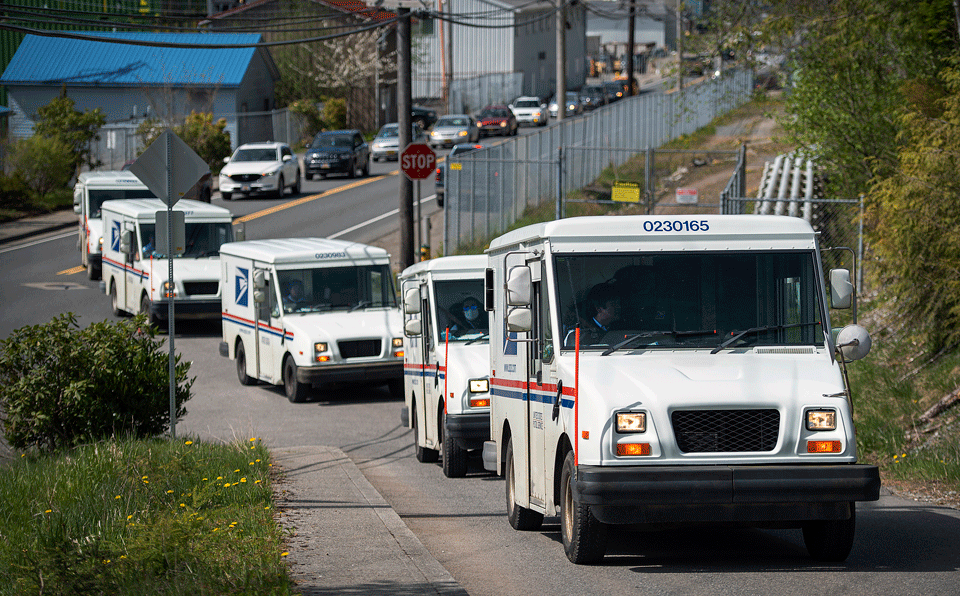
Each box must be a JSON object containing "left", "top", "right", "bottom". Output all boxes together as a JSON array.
[
  {"left": 429, "top": 114, "right": 480, "bottom": 148},
  {"left": 219, "top": 142, "right": 300, "bottom": 201},
  {"left": 509, "top": 96, "right": 548, "bottom": 127},
  {"left": 371, "top": 123, "right": 427, "bottom": 162}
]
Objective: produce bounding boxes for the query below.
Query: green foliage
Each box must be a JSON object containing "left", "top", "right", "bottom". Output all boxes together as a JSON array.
[
  {"left": 33, "top": 94, "right": 106, "bottom": 176},
  {"left": 135, "top": 112, "right": 231, "bottom": 175},
  {"left": 323, "top": 97, "right": 347, "bottom": 131},
  {"left": 6, "top": 135, "right": 74, "bottom": 197},
  {"left": 290, "top": 98, "right": 324, "bottom": 140},
  {"left": 866, "top": 64, "right": 960, "bottom": 354},
  {"left": 0, "top": 171, "right": 32, "bottom": 213},
  {"left": 0, "top": 313, "right": 193, "bottom": 452},
  {"left": 0, "top": 436, "right": 293, "bottom": 594}
]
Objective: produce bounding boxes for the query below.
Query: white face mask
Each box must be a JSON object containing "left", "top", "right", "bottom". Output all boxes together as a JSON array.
[{"left": 464, "top": 305, "right": 479, "bottom": 321}]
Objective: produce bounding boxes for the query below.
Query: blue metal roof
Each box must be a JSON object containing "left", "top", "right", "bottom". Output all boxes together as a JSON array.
[{"left": 0, "top": 32, "right": 265, "bottom": 88}]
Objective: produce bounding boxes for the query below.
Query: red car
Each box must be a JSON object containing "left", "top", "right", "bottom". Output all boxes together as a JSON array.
[{"left": 476, "top": 105, "right": 518, "bottom": 137}]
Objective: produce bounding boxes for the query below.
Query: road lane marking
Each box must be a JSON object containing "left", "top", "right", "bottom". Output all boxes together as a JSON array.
[
  {"left": 58, "top": 266, "right": 86, "bottom": 275},
  {"left": 0, "top": 230, "right": 76, "bottom": 255},
  {"left": 234, "top": 174, "right": 394, "bottom": 224}
]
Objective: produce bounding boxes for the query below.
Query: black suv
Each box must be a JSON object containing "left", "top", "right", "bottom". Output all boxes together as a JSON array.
[
  {"left": 305, "top": 130, "right": 370, "bottom": 179},
  {"left": 435, "top": 142, "right": 485, "bottom": 207}
]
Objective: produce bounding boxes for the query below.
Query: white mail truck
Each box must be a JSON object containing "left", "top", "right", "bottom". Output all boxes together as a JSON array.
[
  {"left": 399, "top": 255, "right": 491, "bottom": 477},
  {"left": 219, "top": 238, "right": 404, "bottom": 403},
  {"left": 74, "top": 171, "right": 156, "bottom": 280},
  {"left": 100, "top": 199, "right": 234, "bottom": 327},
  {"left": 483, "top": 214, "right": 880, "bottom": 564}
]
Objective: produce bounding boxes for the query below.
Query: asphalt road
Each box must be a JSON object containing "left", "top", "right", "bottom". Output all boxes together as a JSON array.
[{"left": 2, "top": 150, "right": 959, "bottom": 595}]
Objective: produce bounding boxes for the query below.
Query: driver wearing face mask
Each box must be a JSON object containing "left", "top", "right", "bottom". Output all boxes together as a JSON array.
[{"left": 449, "top": 296, "right": 488, "bottom": 337}]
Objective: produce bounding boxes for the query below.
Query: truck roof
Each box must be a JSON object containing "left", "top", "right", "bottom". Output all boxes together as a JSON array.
[
  {"left": 100, "top": 199, "right": 232, "bottom": 221},
  {"left": 220, "top": 237, "right": 391, "bottom": 266},
  {"left": 400, "top": 254, "right": 487, "bottom": 280},
  {"left": 76, "top": 170, "right": 148, "bottom": 187},
  {"left": 487, "top": 215, "right": 819, "bottom": 254}
]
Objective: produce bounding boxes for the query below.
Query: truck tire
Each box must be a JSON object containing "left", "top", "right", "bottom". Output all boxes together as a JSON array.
[
  {"left": 236, "top": 341, "right": 257, "bottom": 386},
  {"left": 87, "top": 260, "right": 100, "bottom": 281},
  {"left": 387, "top": 378, "right": 403, "bottom": 399},
  {"left": 802, "top": 503, "right": 856, "bottom": 562},
  {"left": 140, "top": 293, "right": 160, "bottom": 328},
  {"left": 221, "top": 192, "right": 232, "bottom": 201},
  {"left": 283, "top": 356, "right": 308, "bottom": 403},
  {"left": 560, "top": 450, "right": 607, "bottom": 564},
  {"left": 413, "top": 402, "right": 439, "bottom": 463},
  {"left": 110, "top": 282, "right": 124, "bottom": 317},
  {"left": 506, "top": 437, "right": 543, "bottom": 530},
  {"left": 442, "top": 412, "right": 468, "bottom": 478}
]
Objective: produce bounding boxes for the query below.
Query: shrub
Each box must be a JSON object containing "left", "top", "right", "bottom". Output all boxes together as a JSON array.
[
  {"left": 0, "top": 313, "right": 194, "bottom": 452},
  {"left": 136, "top": 112, "right": 232, "bottom": 175},
  {"left": 290, "top": 98, "right": 324, "bottom": 141},
  {"left": 323, "top": 97, "right": 347, "bottom": 131},
  {"left": 6, "top": 135, "right": 74, "bottom": 198},
  {"left": 33, "top": 95, "right": 106, "bottom": 176},
  {"left": 0, "top": 171, "right": 32, "bottom": 212}
]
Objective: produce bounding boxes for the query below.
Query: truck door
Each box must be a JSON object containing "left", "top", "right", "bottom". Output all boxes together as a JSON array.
[
  {"left": 526, "top": 262, "right": 548, "bottom": 508},
  {"left": 121, "top": 220, "right": 139, "bottom": 313},
  {"left": 421, "top": 282, "right": 440, "bottom": 447},
  {"left": 255, "top": 270, "right": 279, "bottom": 383}
]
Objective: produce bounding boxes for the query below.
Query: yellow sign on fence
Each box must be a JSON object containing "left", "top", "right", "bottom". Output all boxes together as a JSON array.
[{"left": 612, "top": 182, "right": 641, "bottom": 203}]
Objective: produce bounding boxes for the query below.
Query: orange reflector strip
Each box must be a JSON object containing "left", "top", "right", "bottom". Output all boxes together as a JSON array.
[
  {"left": 617, "top": 443, "right": 651, "bottom": 456},
  {"left": 582, "top": 431, "right": 589, "bottom": 440},
  {"left": 469, "top": 398, "right": 490, "bottom": 408},
  {"left": 394, "top": 350, "right": 404, "bottom": 358},
  {"left": 316, "top": 355, "right": 330, "bottom": 362},
  {"left": 807, "top": 440, "right": 842, "bottom": 453}
]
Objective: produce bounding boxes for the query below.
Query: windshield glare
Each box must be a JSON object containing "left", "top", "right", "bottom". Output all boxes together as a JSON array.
[
  {"left": 277, "top": 265, "right": 396, "bottom": 314},
  {"left": 312, "top": 134, "right": 352, "bottom": 149},
  {"left": 139, "top": 222, "right": 233, "bottom": 259},
  {"left": 233, "top": 148, "right": 278, "bottom": 162},
  {"left": 555, "top": 252, "right": 825, "bottom": 351},
  {"left": 433, "top": 279, "right": 487, "bottom": 341}
]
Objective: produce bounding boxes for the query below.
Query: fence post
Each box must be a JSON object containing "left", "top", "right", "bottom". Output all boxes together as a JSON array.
[{"left": 556, "top": 146, "right": 563, "bottom": 220}]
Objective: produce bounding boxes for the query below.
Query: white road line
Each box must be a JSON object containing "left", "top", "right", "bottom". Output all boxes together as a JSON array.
[
  {"left": 328, "top": 195, "right": 435, "bottom": 240},
  {"left": 0, "top": 230, "right": 76, "bottom": 255}
]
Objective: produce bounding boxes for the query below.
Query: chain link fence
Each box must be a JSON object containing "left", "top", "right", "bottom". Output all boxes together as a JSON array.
[{"left": 443, "top": 69, "right": 754, "bottom": 254}]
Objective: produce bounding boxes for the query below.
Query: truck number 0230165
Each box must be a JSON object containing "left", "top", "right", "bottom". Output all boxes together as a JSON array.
[{"left": 643, "top": 219, "right": 710, "bottom": 233}]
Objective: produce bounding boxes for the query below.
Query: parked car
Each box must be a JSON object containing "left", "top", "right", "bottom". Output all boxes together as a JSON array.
[
  {"left": 602, "top": 80, "right": 627, "bottom": 103},
  {"left": 509, "top": 96, "right": 549, "bottom": 127},
  {"left": 548, "top": 91, "right": 583, "bottom": 118},
  {"left": 429, "top": 115, "right": 480, "bottom": 148},
  {"left": 218, "top": 141, "right": 300, "bottom": 201},
  {"left": 412, "top": 105, "right": 438, "bottom": 129},
  {"left": 435, "top": 142, "right": 486, "bottom": 207},
  {"left": 476, "top": 105, "right": 518, "bottom": 137},
  {"left": 579, "top": 85, "right": 608, "bottom": 111},
  {"left": 304, "top": 130, "right": 370, "bottom": 179},
  {"left": 371, "top": 122, "right": 427, "bottom": 162}
]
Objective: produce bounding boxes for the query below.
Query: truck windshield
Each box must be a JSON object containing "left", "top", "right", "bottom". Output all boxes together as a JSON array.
[
  {"left": 139, "top": 222, "right": 233, "bottom": 259},
  {"left": 554, "top": 252, "right": 825, "bottom": 351},
  {"left": 434, "top": 279, "right": 487, "bottom": 341},
  {"left": 90, "top": 189, "right": 155, "bottom": 219},
  {"left": 277, "top": 265, "right": 397, "bottom": 314}
]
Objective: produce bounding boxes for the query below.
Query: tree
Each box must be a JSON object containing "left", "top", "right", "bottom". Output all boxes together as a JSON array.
[
  {"left": 6, "top": 135, "right": 74, "bottom": 198},
  {"left": 33, "top": 94, "right": 106, "bottom": 176},
  {"left": 867, "top": 64, "right": 960, "bottom": 353},
  {"left": 136, "top": 112, "right": 231, "bottom": 174}
]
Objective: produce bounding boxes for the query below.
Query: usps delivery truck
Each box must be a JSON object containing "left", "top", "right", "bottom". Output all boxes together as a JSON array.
[
  {"left": 483, "top": 214, "right": 880, "bottom": 564},
  {"left": 74, "top": 171, "right": 156, "bottom": 280},
  {"left": 399, "top": 255, "right": 491, "bottom": 477},
  {"left": 219, "top": 238, "right": 404, "bottom": 403},
  {"left": 100, "top": 199, "right": 234, "bottom": 326}
]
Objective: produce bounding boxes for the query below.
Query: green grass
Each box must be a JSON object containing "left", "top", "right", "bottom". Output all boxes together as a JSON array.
[
  {"left": 0, "top": 188, "right": 73, "bottom": 223},
  {"left": 0, "top": 436, "right": 293, "bottom": 595}
]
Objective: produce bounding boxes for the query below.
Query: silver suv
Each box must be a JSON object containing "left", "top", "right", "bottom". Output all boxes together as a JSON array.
[{"left": 219, "top": 142, "right": 301, "bottom": 200}]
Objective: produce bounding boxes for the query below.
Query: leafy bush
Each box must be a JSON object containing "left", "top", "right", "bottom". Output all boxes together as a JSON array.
[
  {"left": 323, "top": 97, "right": 347, "bottom": 131},
  {"left": 33, "top": 95, "right": 106, "bottom": 176},
  {"left": 136, "top": 112, "right": 231, "bottom": 175},
  {"left": 0, "top": 171, "right": 32, "bottom": 212},
  {"left": 0, "top": 313, "right": 193, "bottom": 452},
  {"left": 6, "top": 135, "right": 74, "bottom": 198},
  {"left": 290, "top": 98, "right": 324, "bottom": 141}
]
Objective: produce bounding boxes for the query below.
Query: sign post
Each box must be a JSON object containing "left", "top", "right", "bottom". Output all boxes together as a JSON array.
[{"left": 127, "top": 130, "right": 210, "bottom": 439}]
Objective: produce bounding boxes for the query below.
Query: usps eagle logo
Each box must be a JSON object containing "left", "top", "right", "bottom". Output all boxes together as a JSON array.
[
  {"left": 235, "top": 267, "right": 249, "bottom": 307},
  {"left": 111, "top": 221, "right": 121, "bottom": 252}
]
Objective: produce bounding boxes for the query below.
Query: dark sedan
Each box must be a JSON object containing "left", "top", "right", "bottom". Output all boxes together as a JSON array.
[
  {"left": 476, "top": 105, "right": 518, "bottom": 137},
  {"left": 304, "top": 130, "right": 370, "bottom": 179}
]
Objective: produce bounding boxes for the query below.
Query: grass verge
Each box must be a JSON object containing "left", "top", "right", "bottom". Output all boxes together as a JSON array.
[{"left": 0, "top": 436, "right": 293, "bottom": 595}]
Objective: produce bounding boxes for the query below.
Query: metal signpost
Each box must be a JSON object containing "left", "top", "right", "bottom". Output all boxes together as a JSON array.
[{"left": 400, "top": 142, "right": 436, "bottom": 259}]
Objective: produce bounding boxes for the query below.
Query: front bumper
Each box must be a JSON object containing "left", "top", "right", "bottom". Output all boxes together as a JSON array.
[
  {"left": 575, "top": 464, "right": 881, "bottom": 525},
  {"left": 444, "top": 411, "right": 490, "bottom": 450},
  {"left": 372, "top": 147, "right": 399, "bottom": 160},
  {"left": 306, "top": 157, "right": 352, "bottom": 175},
  {"left": 219, "top": 177, "right": 279, "bottom": 196},
  {"left": 296, "top": 360, "right": 402, "bottom": 385},
  {"left": 150, "top": 299, "right": 221, "bottom": 321}
]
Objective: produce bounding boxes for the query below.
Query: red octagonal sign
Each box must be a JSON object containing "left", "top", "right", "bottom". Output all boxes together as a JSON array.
[{"left": 400, "top": 142, "right": 437, "bottom": 180}]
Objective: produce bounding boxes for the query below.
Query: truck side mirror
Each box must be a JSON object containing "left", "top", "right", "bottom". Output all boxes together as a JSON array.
[
  {"left": 120, "top": 230, "right": 133, "bottom": 255},
  {"left": 252, "top": 270, "right": 266, "bottom": 290},
  {"left": 253, "top": 290, "right": 266, "bottom": 304},
  {"left": 73, "top": 196, "right": 81, "bottom": 215},
  {"left": 835, "top": 324, "right": 872, "bottom": 362},
  {"left": 506, "top": 265, "right": 531, "bottom": 306},
  {"left": 404, "top": 318, "right": 422, "bottom": 336},
  {"left": 506, "top": 307, "right": 532, "bottom": 332},
  {"left": 830, "top": 269, "right": 853, "bottom": 309},
  {"left": 404, "top": 288, "right": 421, "bottom": 314}
]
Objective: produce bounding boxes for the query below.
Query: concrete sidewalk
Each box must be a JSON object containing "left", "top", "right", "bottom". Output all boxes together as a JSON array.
[{"left": 0, "top": 209, "right": 77, "bottom": 245}]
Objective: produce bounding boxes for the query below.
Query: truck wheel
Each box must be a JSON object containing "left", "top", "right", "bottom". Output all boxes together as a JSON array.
[
  {"left": 221, "top": 192, "right": 232, "bottom": 201},
  {"left": 442, "top": 412, "right": 468, "bottom": 478},
  {"left": 505, "top": 437, "right": 543, "bottom": 530},
  {"left": 387, "top": 378, "right": 403, "bottom": 399},
  {"left": 413, "top": 402, "right": 439, "bottom": 463},
  {"left": 283, "top": 356, "right": 308, "bottom": 403},
  {"left": 236, "top": 341, "right": 257, "bottom": 386},
  {"left": 110, "top": 282, "right": 124, "bottom": 317},
  {"left": 87, "top": 261, "right": 100, "bottom": 281},
  {"left": 802, "top": 503, "right": 856, "bottom": 562},
  {"left": 560, "top": 450, "right": 607, "bottom": 564}
]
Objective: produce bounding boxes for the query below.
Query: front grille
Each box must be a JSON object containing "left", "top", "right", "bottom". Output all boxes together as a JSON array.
[
  {"left": 229, "top": 174, "right": 260, "bottom": 182},
  {"left": 183, "top": 281, "right": 219, "bottom": 296},
  {"left": 672, "top": 409, "right": 780, "bottom": 453},
  {"left": 338, "top": 339, "right": 381, "bottom": 359}
]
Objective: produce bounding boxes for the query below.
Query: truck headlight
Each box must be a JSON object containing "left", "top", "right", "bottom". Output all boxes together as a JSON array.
[
  {"left": 392, "top": 337, "right": 404, "bottom": 358},
  {"left": 314, "top": 342, "right": 330, "bottom": 362},
  {"left": 616, "top": 411, "right": 646, "bottom": 433},
  {"left": 162, "top": 281, "right": 176, "bottom": 298},
  {"left": 469, "top": 378, "right": 489, "bottom": 393},
  {"left": 314, "top": 342, "right": 328, "bottom": 353},
  {"left": 806, "top": 410, "right": 837, "bottom": 431}
]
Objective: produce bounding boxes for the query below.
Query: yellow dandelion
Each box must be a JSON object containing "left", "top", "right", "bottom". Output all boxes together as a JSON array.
[
  {"left": 185, "top": 440, "right": 193, "bottom": 445},
  {"left": 265, "top": 506, "right": 271, "bottom": 510},
  {"left": 256, "top": 459, "right": 261, "bottom": 463},
  {"left": 180, "top": 503, "right": 186, "bottom": 508},
  {"left": 127, "top": 515, "right": 133, "bottom": 520},
  {"left": 115, "top": 495, "right": 121, "bottom": 500},
  {"left": 120, "top": 555, "right": 126, "bottom": 560},
  {"left": 217, "top": 476, "right": 223, "bottom": 480},
  {"left": 203, "top": 478, "right": 208, "bottom": 481},
  {"left": 142, "top": 476, "right": 148, "bottom": 480},
  {"left": 104, "top": 559, "right": 111, "bottom": 564},
  {"left": 240, "top": 478, "right": 247, "bottom": 483},
  {"left": 142, "top": 480, "right": 149, "bottom": 484},
  {"left": 249, "top": 461, "right": 255, "bottom": 466},
  {"left": 213, "top": 528, "right": 219, "bottom": 532},
  {"left": 167, "top": 490, "right": 174, "bottom": 494},
  {"left": 45, "top": 509, "right": 52, "bottom": 514},
  {"left": 902, "top": 453, "right": 907, "bottom": 458},
  {"left": 249, "top": 438, "right": 257, "bottom": 442},
  {"left": 255, "top": 480, "right": 262, "bottom": 484},
  {"left": 281, "top": 552, "right": 289, "bottom": 557},
  {"left": 234, "top": 469, "right": 241, "bottom": 473},
  {"left": 224, "top": 483, "right": 232, "bottom": 488}
]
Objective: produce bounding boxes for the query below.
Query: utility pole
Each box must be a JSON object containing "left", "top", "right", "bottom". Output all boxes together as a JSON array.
[
  {"left": 626, "top": 0, "right": 636, "bottom": 96},
  {"left": 676, "top": 1, "right": 684, "bottom": 93},
  {"left": 555, "top": 0, "right": 566, "bottom": 121},
  {"left": 398, "top": 6, "right": 414, "bottom": 269},
  {"left": 446, "top": 0, "right": 454, "bottom": 112}
]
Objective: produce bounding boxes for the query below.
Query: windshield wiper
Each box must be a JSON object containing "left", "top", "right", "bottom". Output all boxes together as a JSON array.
[
  {"left": 601, "top": 328, "right": 717, "bottom": 356},
  {"left": 710, "top": 322, "right": 820, "bottom": 354},
  {"left": 465, "top": 333, "right": 489, "bottom": 345},
  {"left": 349, "top": 300, "right": 371, "bottom": 312}
]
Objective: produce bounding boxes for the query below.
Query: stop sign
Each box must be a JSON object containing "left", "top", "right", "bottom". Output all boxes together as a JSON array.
[{"left": 400, "top": 143, "right": 437, "bottom": 180}]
